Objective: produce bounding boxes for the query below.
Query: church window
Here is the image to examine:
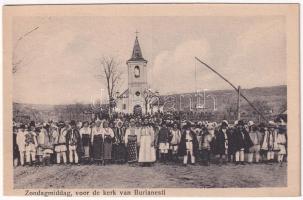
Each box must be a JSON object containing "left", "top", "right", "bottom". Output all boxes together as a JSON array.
[
  {"left": 135, "top": 91, "right": 141, "bottom": 96},
  {"left": 123, "top": 104, "right": 126, "bottom": 110},
  {"left": 134, "top": 66, "right": 140, "bottom": 78}
]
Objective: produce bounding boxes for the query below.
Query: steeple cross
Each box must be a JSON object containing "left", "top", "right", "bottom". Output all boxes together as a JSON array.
[{"left": 135, "top": 30, "right": 139, "bottom": 37}]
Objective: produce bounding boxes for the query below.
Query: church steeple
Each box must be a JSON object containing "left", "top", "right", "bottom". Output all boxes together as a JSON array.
[{"left": 128, "top": 35, "right": 147, "bottom": 63}]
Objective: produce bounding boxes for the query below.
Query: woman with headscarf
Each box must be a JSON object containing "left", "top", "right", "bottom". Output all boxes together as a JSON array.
[
  {"left": 101, "top": 120, "right": 115, "bottom": 165},
  {"left": 112, "top": 119, "right": 127, "bottom": 164},
  {"left": 138, "top": 118, "right": 156, "bottom": 166},
  {"left": 124, "top": 119, "right": 140, "bottom": 163},
  {"left": 79, "top": 121, "right": 91, "bottom": 164},
  {"left": 91, "top": 120, "right": 104, "bottom": 165}
]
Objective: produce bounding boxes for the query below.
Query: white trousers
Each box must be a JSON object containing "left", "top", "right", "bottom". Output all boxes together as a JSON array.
[
  {"left": 267, "top": 151, "right": 275, "bottom": 160},
  {"left": 25, "top": 150, "right": 36, "bottom": 163},
  {"left": 56, "top": 152, "right": 67, "bottom": 164},
  {"left": 248, "top": 152, "right": 260, "bottom": 163},
  {"left": 69, "top": 149, "right": 79, "bottom": 163},
  {"left": 19, "top": 151, "right": 25, "bottom": 166},
  {"left": 235, "top": 149, "right": 245, "bottom": 162},
  {"left": 183, "top": 149, "right": 195, "bottom": 164}
]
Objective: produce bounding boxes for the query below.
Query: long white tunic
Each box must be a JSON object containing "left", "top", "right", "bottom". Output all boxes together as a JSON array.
[{"left": 138, "top": 126, "right": 156, "bottom": 163}]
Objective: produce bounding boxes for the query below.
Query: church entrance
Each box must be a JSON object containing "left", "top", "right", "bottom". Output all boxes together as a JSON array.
[{"left": 133, "top": 105, "right": 142, "bottom": 116}]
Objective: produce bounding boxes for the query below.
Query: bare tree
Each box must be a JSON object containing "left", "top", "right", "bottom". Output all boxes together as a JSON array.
[{"left": 96, "top": 56, "right": 123, "bottom": 114}]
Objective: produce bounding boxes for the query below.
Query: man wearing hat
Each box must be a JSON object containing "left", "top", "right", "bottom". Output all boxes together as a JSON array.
[
  {"left": 179, "top": 122, "right": 199, "bottom": 166},
  {"left": 247, "top": 121, "right": 262, "bottom": 164},
  {"left": 233, "top": 120, "right": 253, "bottom": 165},
  {"left": 66, "top": 120, "right": 82, "bottom": 165},
  {"left": 215, "top": 120, "right": 230, "bottom": 165},
  {"left": 53, "top": 121, "right": 68, "bottom": 164},
  {"left": 261, "top": 121, "right": 279, "bottom": 163},
  {"left": 157, "top": 122, "right": 170, "bottom": 163},
  {"left": 201, "top": 123, "right": 215, "bottom": 166},
  {"left": 16, "top": 124, "right": 27, "bottom": 166},
  {"left": 24, "top": 121, "right": 38, "bottom": 166},
  {"left": 276, "top": 125, "right": 287, "bottom": 166},
  {"left": 169, "top": 122, "right": 182, "bottom": 162}
]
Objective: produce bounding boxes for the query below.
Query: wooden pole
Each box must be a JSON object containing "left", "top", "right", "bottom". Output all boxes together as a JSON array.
[
  {"left": 237, "top": 86, "right": 241, "bottom": 120},
  {"left": 195, "top": 57, "right": 267, "bottom": 121}
]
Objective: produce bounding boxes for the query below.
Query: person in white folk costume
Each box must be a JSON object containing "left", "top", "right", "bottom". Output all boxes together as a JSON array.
[
  {"left": 53, "top": 121, "right": 68, "bottom": 165},
  {"left": 25, "top": 122, "right": 38, "bottom": 166},
  {"left": 101, "top": 120, "right": 115, "bottom": 165},
  {"left": 169, "top": 122, "right": 181, "bottom": 161},
  {"left": 16, "top": 124, "right": 27, "bottom": 166},
  {"left": 138, "top": 118, "right": 156, "bottom": 166}
]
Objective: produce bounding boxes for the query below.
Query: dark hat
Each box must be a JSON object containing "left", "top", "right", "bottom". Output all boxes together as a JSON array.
[
  {"left": 58, "top": 121, "right": 65, "bottom": 127},
  {"left": 259, "top": 122, "right": 266, "bottom": 128},
  {"left": 70, "top": 120, "right": 76, "bottom": 126},
  {"left": 221, "top": 120, "right": 229, "bottom": 128},
  {"left": 238, "top": 120, "right": 245, "bottom": 126},
  {"left": 29, "top": 121, "right": 35, "bottom": 127}
]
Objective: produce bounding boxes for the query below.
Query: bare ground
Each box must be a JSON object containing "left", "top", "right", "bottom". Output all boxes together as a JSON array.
[{"left": 14, "top": 162, "right": 287, "bottom": 189}]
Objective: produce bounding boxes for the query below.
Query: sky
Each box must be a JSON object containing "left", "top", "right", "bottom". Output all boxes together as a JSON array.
[{"left": 12, "top": 16, "right": 286, "bottom": 105}]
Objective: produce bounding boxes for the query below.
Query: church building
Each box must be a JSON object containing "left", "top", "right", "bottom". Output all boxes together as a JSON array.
[{"left": 116, "top": 35, "right": 149, "bottom": 114}]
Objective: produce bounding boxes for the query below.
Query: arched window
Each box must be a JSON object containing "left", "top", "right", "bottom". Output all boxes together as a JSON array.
[{"left": 134, "top": 66, "right": 140, "bottom": 78}]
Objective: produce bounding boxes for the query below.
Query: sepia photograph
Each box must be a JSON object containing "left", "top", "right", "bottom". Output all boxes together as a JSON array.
[{"left": 3, "top": 3, "right": 300, "bottom": 197}]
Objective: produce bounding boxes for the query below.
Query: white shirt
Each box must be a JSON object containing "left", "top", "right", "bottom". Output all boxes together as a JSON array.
[{"left": 16, "top": 130, "right": 27, "bottom": 151}]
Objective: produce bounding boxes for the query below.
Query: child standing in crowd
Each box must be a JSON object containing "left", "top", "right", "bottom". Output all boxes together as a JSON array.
[{"left": 157, "top": 122, "right": 170, "bottom": 163}]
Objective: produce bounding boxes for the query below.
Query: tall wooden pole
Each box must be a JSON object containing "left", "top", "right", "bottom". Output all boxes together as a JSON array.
[
  {"left": 195, "top": 57, "right": 267, "bottom": 121},
  {"left": 237, "top": 86, "right": 241, "bottom": 120}
]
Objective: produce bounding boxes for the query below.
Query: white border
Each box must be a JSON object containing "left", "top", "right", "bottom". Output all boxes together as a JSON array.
[{"left": 0, "top": 1, "right": 301, "bottom": 200}]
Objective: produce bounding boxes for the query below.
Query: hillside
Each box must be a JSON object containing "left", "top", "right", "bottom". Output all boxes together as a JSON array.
[{"left": 13, "top": 85, "right": 287, "bottom": 122}]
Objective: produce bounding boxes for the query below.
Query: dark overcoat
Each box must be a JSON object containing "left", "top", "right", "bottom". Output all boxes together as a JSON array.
[{"left": 178, "top": 130, "right": 199, "bottom": 156}]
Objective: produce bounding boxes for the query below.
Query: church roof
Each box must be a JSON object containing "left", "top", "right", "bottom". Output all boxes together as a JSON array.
[
  {"left": 128, "top": 36, "right": 147, "bottom": 62},
  {"left": 118, "top": 89, "right": 129, "bottom": 98}
]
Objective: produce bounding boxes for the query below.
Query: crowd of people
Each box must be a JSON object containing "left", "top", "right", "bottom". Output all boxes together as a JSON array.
[{"left": 12, "top": 112, "right": 287, "bottom": 168}]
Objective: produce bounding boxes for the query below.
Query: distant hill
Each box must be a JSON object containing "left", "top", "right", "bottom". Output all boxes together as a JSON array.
[{"left": 13, "top": 85, "right": 286, "bottom": 123}]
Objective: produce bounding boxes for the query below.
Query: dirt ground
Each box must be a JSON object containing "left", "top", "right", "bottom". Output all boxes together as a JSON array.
[{"left": 14, "top": 161, "right": 287, "bottom": 189}]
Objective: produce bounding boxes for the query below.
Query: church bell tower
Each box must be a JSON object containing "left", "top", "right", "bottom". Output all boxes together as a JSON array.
[{"left": 126, "top": 35, "right": 148, "bottom": 114}]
